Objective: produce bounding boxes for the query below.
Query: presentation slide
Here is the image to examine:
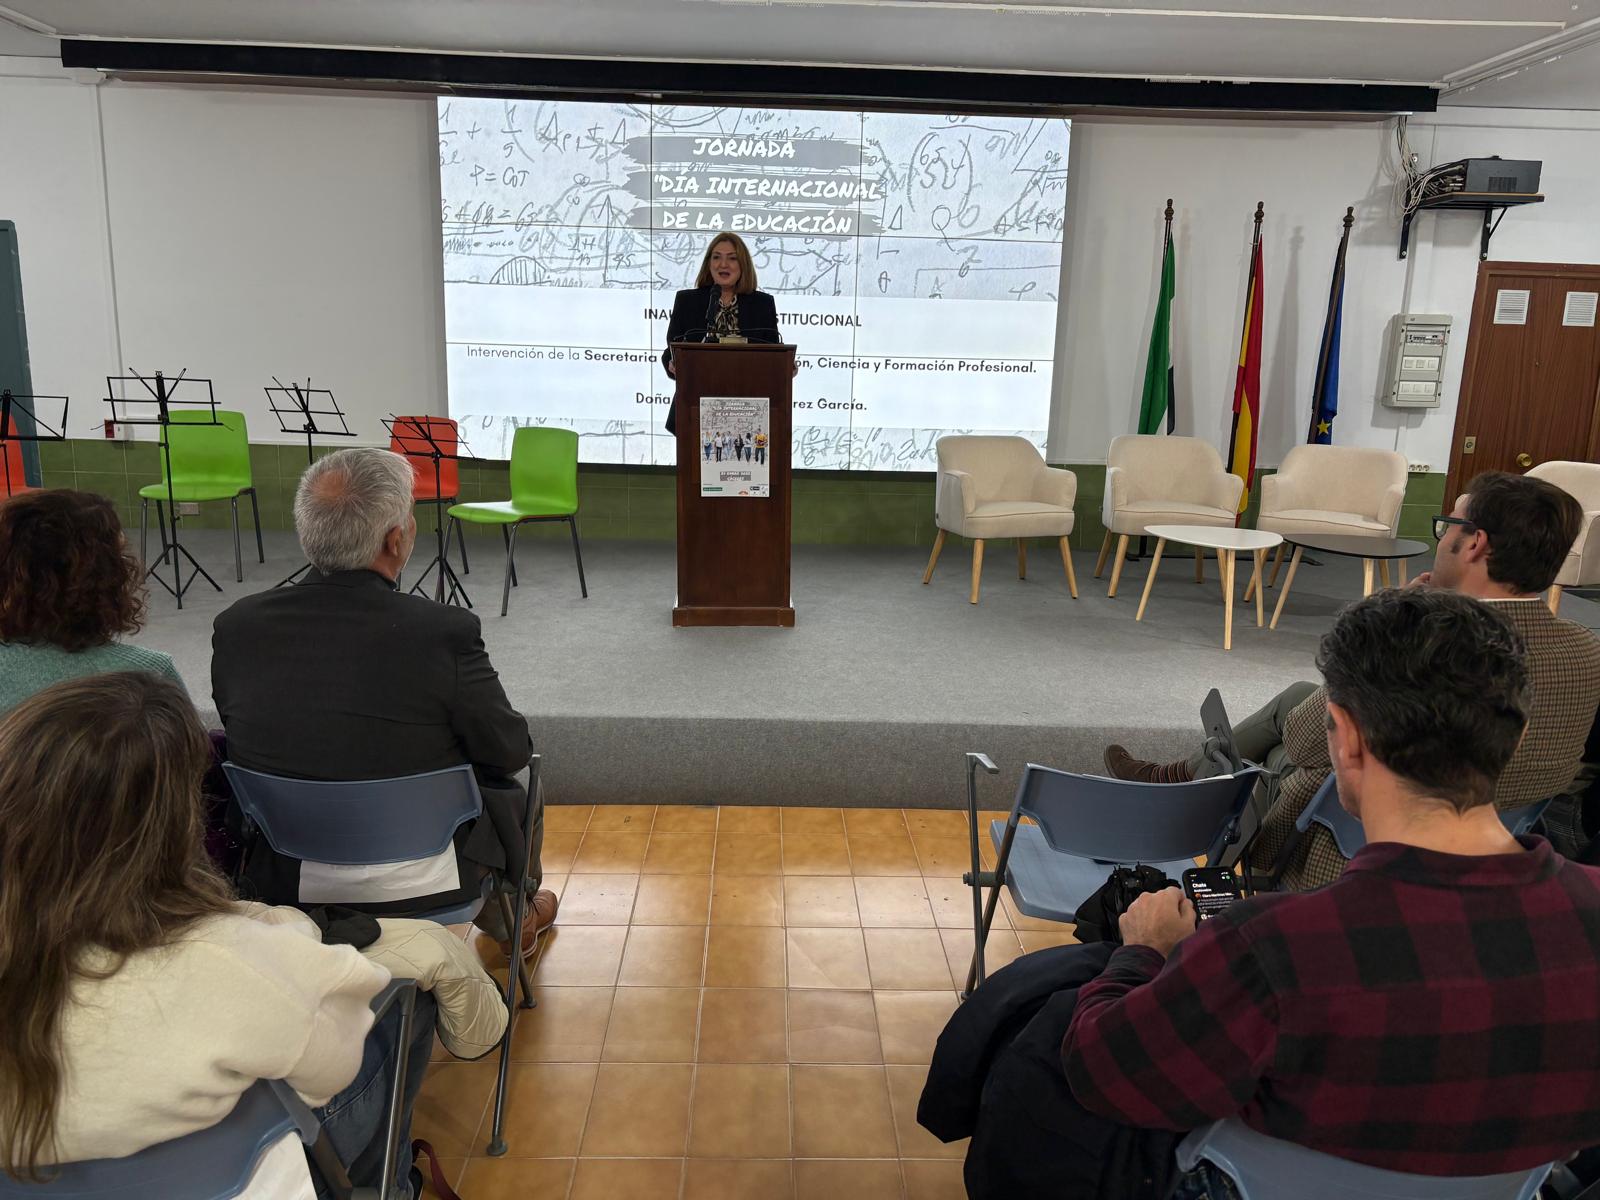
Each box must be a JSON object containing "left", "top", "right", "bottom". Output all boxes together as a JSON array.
[{"left": 437, "top": 100, "right": 1069, "bottom": 470}]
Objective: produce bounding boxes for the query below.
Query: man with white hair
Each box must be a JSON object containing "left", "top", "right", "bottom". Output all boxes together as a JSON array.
[{"left": 213, "top": 447, "right": 557, "bottom": 959}]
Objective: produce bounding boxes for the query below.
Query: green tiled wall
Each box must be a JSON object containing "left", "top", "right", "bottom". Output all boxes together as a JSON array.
[{"left": 37, "top": 438, "right": 1444, "bottom": 550}]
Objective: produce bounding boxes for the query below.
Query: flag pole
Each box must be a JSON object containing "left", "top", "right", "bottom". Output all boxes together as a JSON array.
[
  {"left": 1307, "top": 206, "right": 1354, "bottom": 444},
  {"left": 1137, "top": 197, "right": 1177, "bottom": 562}
]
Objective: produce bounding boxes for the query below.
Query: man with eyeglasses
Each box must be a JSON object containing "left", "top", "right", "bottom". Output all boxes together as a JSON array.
[{"left": 1104, "top": 470, "right": 1600, "bottom": 890}]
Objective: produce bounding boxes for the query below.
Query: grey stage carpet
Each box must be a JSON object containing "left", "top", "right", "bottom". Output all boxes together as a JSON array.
[{"left": 135, "top": 531, "right": 1434, "bottom": 809}]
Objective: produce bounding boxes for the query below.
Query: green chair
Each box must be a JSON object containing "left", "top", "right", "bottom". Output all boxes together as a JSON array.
[
  {"left": 447, "top": 426, "right": 587, "bottom": 617},
  {"left": 138, "top": 410, "right": 263, "bottom": 583}
]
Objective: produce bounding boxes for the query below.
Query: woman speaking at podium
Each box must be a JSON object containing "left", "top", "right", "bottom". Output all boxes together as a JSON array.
[{"left": 661, "top": 232, "right": 781, "bottom": 435}]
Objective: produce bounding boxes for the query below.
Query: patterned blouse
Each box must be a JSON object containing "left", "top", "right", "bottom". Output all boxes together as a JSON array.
[{"left": 712, "top": 299, "right": 741, "bottom": 340}]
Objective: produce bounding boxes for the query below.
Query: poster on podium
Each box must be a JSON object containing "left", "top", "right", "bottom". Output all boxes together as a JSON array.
[{"left": 699, "top": 396, "right": 771, "bottom": 497}]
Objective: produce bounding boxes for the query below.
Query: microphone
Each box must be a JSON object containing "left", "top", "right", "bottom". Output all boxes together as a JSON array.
[{"left": 702, "top": 285, "right": 720, "bottom": 343}]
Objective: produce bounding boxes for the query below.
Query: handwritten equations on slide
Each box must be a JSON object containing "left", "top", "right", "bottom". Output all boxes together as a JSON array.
[{"left": 439, "top": 100, "right": 1069, "bottom": 470}]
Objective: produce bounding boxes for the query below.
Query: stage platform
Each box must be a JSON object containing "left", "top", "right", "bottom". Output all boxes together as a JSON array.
[{"left": 132, "top": 530, "right": 1534, "bottom": 810}]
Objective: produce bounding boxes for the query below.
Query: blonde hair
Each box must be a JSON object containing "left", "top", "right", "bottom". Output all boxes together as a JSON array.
[{"left": 694, "top": 233, "right": 758, "bottom": 294}]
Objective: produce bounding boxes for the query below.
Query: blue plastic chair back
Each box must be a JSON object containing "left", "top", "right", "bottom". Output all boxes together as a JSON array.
[
  {"left": 1500, "top": 796, "right": 1553, "bottom": 838},
  {"left": 1299, "top": 774, "right": 1367, "bottom": 859},
  {"left": 1018, "top": 764, "right": 1263, "bottom": 865},
  {"left": 1178, "top": 1119, "right": 1552, "bottom": 1200},
  {"left": 0, "top": 1080, "right": 311, "bottom": 1199},
  {"left": 223, "top": 763, "right": 482, "bottom": 866}
]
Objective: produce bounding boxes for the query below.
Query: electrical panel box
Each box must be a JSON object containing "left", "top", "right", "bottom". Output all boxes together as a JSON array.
[{"left": 1380, "top": 314, "right": 1451, "bottom": 409}]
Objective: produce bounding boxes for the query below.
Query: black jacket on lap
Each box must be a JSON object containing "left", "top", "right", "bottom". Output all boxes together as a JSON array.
[
  {"left": 212, "top": 568, "right": 532, "bottom": 912},
  {"left": 919, "top": 941, "right": 1183, "bottom": 1200}
]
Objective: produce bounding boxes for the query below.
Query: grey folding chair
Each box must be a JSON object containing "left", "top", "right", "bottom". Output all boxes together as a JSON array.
[
  {"left": 961, "top": 753, "right": 1262, "bottom": 994},
  {"left": 1178, "top": 1118, "right": 1552, "bottom": 1200},
  {"left": 0, "top": 981, "right": 420, "bottom": 1200},
  {"left": 223, "top": 759, "right": 541, "bottom": 1155}
]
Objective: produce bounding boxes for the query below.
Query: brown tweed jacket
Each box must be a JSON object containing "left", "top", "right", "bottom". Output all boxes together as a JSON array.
[{"left": 1249, "top": 599, "right": 1600, "bottom": 890}]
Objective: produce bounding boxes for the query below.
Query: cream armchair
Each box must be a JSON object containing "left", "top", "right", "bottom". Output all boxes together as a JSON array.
[
  {"left": 1527, "top": 460, "right": 1600, "bottom": 612},
  {"left": 924, "top": 435, "right": 1078, "bottom": 604},
  {"left": 1256, "top": 445, "right": 1408, "bottom": 585},
  {"left": 1097, "top": 435, "right": 1244, "bottom": 597}
]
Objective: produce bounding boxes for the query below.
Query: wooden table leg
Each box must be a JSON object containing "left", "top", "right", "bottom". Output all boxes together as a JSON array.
[
  {"left": 1194, "top": 546, "right": 1204, "bottom": 584},
  {"left": 1398, "top": 558, "right": 1408, "bottom": 586},
  {"left": 1222, "top": 549, "right": 1236, "bottom": 651},
  {"left": 1252, "top": 548, "right": 1266, "bottom": 626},
  {"left": 1058, "top": 536, "right": 1079, "bottom": 599},
  {"left": 1267, "top": 542, "right": 1287, "bottom": 588},
  {"left": 1017, "top": 539, "right": 1027, "bottom": 579},
  {"left": 1270, "top": 546, "right": 1304, "bottom": 629},
  {"left": 1379, "top": 559, "right": 1392, "bottom": 588},
  {"left": 1135, "top": 538, "right": 1167, "bottom": 621},
  {"left": 1362, "top": 558, "right": 1375, "bottom": 596}
]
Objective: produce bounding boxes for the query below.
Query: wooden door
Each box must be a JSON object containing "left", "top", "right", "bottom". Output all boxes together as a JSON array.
[{"left": 1448, "top": 261, "right": 1600, "bottom": 497}]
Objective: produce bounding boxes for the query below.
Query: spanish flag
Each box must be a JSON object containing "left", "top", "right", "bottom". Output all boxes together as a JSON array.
[{"left": 1227, "top": 203, "right": 1265, "bottom": 516}]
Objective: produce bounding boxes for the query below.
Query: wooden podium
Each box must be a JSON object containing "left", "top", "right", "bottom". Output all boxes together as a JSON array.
[{"left": 671, "top": 341, "right": 796, "bottom": 627}]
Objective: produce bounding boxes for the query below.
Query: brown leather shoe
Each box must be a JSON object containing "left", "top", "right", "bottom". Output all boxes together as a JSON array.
[
  {"left": 1103, "top": 745, "right": 1194, "bottom": 784},
  {"left": 498, "top": 889, "right": 559, "bottom": 962}
]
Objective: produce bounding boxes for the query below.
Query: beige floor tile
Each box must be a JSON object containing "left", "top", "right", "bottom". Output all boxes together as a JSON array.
[
  {"left": 569, "top": 1157, "right": 684, "bottom": 1200},
  {"left": 873, "top": 991, "right": 958, "bottom": 1065},
  {"left": 937, "top": 927, "right": 1024, "bottom": 991},
  {"left": 654, "top": 804, "right": 720, "bottom": 833},
  {"left": 843, "top": 808, "right": 909, "bottom": 837},
  {"left": 912, "top": 836, "right": 977, "bottom": 877},
  {"left": 924, "top": 877, "right": 1007, "bottom": 929},
  {"left": 885, "top": 1065, "right": 964, "bottom": 1160},
  {"left": 784, "top": 876, "right": 861, "bottom": 927},
  {"left": 644, "top": 832, "right": 717, "bottom": 874},
  {"left": 1000, "top": 890, "right": 1076, "bottom": 932},
  {"left": 618, "top": 925, "right": 707, "bottom": 987},
  {"left": 511, "top": 986, "right": 614, "bottom": 1062},
  {"left": 498, "top": 1062, "right": 599, "bottom": 1157},
  {"left": 534, "top": 925, "right": 628, "bottom": 986},
  {"left": 456, "top": 1157, "right": 574, "bottom": 1199},
  {"left": 689, "top": 1064, "right": 792, "bottom": 1158},
  {"left": 705, "top": 926, "right": 788, "bottom": 987},
  {"left": 633, "top": 874, "right": 713, "bottom": 925},
  {"left": 782, "top": 806, "right": 846, "bottom": 835},
  {"left": 558, "top": 873, "right": 640, "bottom": 925},
  {"left": 715, "top": 832, "right": 783, "bottom": 874},
  {"left": 847, "top": 834, "right": 924, "bottom": 877},
  {"left": 788, "top": 989, "right": 881, "bottom": 1064},
  {"left": 683, "top": 1158, "right": 796, "bottom": 1200},
  {"left": 699, "top": 987, "right": 788, "bottom": 1063},
  {"left": 791, "top": 1065, "right": 899, "bottom": 1158},
  {"left": 863, "top": 928, "right": 955, "bottom": 990},
  {"left": 855, "top": 877, "right": 936, "bottom": 927},
  {"left": 579, "top": 1062, "right": 693, "bottom": 1156},
  {"left": 786, "top": 927, "right": 871, "bottom": 990},
  {"left": 717, "top": 805, "right": 780, "bottom": 833},
  {"left": 586, "top": 803, "right": 657, "bottom": 832},
  {"left": 544, "top": 804, "right": 593, "bottom": 833},
  {"left": 602, "top": 986, "right": 701, "bottom": 1062},
  {"left": 783, "top": 833, "right": 853, "bottom": 876},
  {"left": 540, "top": 831, "right": 583, "bottom": 872},
  {"left": 903, "top": 809, "right": 967, "bottom": 838},
  {"left": 572, "top": 831, "right": 650, "bottom": 873},
  {"left": 538, "top": 872, "right": 570, "bottom": 901},
  {"left": 1018, "top": 929, "right": 1079, "bottom": 951},
  {"left": 710, "top": 875, "right": 785, "bottom": 926},
  {"left": 410, "top": 1061, "right": 495, "bottom": 1157},
  {"left": 795, "top": 1159, "right": 904, "bottom": 1199},
  {"left": 901, "top": 1159, "right": 967, "bottom": 1200}
]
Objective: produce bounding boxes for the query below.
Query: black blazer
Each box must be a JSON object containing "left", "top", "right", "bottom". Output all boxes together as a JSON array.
[
  {"left": 661, "top": 284, "right": 781, "bottom": 435},
  {"left": 212, "top": 568, "right": 532, "bottom": 909}
]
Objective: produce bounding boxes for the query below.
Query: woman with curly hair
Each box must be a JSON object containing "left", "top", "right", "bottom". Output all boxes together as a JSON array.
[{"left": 0, "top": 489, "right": 180, "bottom": 713}]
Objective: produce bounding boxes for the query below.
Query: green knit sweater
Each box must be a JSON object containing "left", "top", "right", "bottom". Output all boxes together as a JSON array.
[{"left": 0, "top": 641, "right": 183, "bottom": 714}]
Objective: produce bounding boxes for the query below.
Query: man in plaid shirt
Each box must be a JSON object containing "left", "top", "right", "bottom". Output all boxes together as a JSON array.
[{"left": 1064, "top": 588, "right": 1600, "bottom": 1179}]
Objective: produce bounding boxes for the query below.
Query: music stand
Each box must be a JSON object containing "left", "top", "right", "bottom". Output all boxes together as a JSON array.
[
  {"left": 383, "top": 415, "right": 472, "bottom": 609},
  {"left": 266, "top": 377, "right": 356, "bottom": 587},
  {"left": 0, "top": 388, "right": 69, "bottom": 496},
  {"left": 105, "top": 370, "right": 223, "bottom": 610}
]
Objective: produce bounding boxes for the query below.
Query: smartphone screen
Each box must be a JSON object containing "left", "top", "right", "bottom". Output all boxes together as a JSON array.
[{"left": 1183, "top": 867, "right": 1242, "bottom": 921}]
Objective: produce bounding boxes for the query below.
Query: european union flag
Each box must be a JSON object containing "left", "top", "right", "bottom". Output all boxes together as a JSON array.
[{"left": 1309, "top": 207, "right": 1353, "bottom": 445}]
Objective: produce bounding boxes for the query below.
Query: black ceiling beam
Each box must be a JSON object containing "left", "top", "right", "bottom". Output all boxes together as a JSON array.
[{"left": 59, "top": 40, "right": 1437, "bottom": 116}]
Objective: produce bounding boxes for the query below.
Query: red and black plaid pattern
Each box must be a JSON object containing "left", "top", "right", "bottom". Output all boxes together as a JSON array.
[{"left": 1064, "top": 838, "right": 1600, "bottom": 1176}]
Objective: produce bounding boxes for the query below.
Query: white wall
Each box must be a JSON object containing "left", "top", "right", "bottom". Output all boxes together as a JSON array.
[
  {"left": 1054, "top": 106, "right": 1600, "bottom": 470},
  {"left": 4, "top": 56, "right": 1599, "bottom": 467}
]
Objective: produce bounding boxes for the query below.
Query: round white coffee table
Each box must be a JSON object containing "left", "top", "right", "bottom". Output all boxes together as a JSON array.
[{"left": 1136, "top": 524, "right": 1284, "bottom": 650}]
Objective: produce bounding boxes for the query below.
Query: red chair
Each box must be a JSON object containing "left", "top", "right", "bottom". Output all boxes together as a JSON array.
[
  {"left": 2, "top": 409, "right": 36, "bottom": 498},
  {"left": 389, "top": 415, "right": 467, "bottom": 573}
]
